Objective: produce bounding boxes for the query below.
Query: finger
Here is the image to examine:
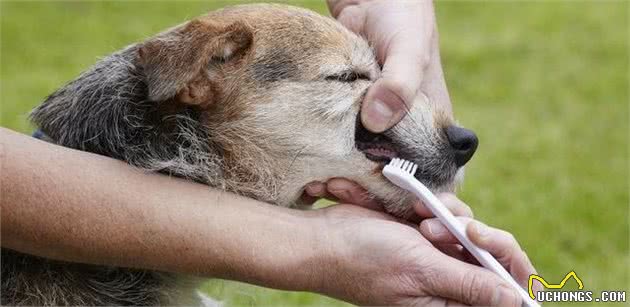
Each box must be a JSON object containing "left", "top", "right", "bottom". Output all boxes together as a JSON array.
[
  {"left": 424, "top": 252, "right": 522, "bottom": 307},
  {"left": 433, "top": 243, "right": 471, "bottom": 263},
  {"left": 304, "top": 181, "right": 328, "bottom": 198},
  {"left": 303, "top": 182, "right": 341, "bottom": 205},
  {"left": 467, "top": 221, "right": 537, "bottom": 288},
  {"left": 403, "top": 296, "right": 468, "bottom": 307},
  {"left": 299, "top": 192, "right": 319, "bottom": 205},
  {"left": 423, "top": 218, "right": 538, "bottom": 291},
  {"left": 418, "top": 21, "right": 453, "bottom": 114},
  {"left": 419, "top": 217, "right": 473, "bottom": 244},
  {"left": 326, "top": 204, "right": 397, "bottom": 222},
  {"left": 333, "top": 3, "right": 365, "bottom": 34},
  {"left": 434, "top": 243, "right": 481, "bottom": 267},
  {"left": 413, "top": 193, "right": 473, "bottom": 218},
  {"left": 301, "top": 182, "right": 325, "bottom": 205},
  {"left": 362, "top": 14, "right": 434, "bottom": 133},
  {"left": 327, "top": 178, "right": 384, "bottom": 211},
  {"left": 362, "top": 51, "right": 424, "bottom": 133}
]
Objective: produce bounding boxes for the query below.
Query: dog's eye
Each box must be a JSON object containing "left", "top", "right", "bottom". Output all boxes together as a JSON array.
[{"left": 325, "top": 72, "right": 369, "bottom": 83}]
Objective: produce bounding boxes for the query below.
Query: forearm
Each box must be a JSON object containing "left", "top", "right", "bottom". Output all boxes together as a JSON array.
[{"left": 0, "top": 127, "right": 323, "bottom": 291}]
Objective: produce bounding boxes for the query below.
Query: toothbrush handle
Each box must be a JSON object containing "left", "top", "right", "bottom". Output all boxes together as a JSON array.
[{"left": 408, "top": 180, "right": 540, "bottom": 307}]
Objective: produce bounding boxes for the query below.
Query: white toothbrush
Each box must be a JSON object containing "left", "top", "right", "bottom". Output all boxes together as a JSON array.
[{"left": 382, "top": 158, "right": 540, "bottom": 307}]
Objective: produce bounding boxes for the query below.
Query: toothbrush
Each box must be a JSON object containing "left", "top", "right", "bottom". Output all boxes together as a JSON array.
[{"left": 382, "top": 158, "right": 540, "bottom": 307}]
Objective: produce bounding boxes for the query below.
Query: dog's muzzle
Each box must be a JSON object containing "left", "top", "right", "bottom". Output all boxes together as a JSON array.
[{"left": 354, "top": 117, "right": 479, "bottom": 188}]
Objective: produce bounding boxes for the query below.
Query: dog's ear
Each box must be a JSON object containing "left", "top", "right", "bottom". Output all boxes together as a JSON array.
[{"left": 138, "top": 19, "right": 253, "bottom": 106}]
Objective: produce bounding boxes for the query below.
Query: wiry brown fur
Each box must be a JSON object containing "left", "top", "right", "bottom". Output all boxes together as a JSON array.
[
  {"left": 1, "top": 250, "right": 198, "bottom": 306},
  {"left": 3, "top": 4, "right": 468, "bottom": 306}
]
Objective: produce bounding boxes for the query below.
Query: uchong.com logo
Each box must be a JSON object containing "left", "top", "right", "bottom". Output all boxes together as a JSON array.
[{"left": 528, "top": 271, "right": 626, "bottom": 303}]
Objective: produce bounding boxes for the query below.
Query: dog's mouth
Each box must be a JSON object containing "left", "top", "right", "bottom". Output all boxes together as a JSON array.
[
  {"left": 354, "top": 118, "right": 456, "bottom": 190},
  {"left": 354, "top": 119, "right": 399, "bottom": 162}
]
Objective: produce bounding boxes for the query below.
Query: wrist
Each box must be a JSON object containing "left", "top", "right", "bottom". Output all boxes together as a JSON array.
[
  {"left": 295, "top": 208, "right": 359, "bottom": 299},
  {"left": 293, "top": 210, "right": 338, "bottom": 294},
  {"left": 261, "top": 209, "right": 332, "bottom": 293},
  {"left": 209, "top": 203, "right": 332, "bottom": 293}
]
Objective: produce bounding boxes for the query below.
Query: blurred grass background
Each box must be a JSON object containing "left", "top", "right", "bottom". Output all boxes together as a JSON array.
[{"left": 1, "top": 1, "right": 628, "bottom": 306}]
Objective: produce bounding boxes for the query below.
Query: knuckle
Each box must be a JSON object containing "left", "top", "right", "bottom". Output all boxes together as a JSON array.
[
  {"left": 498, "top": 230, "right": 521, "bottom": 249},
  {"left": 460, "top": 271, "right": 485, "bottom": 304},
  {"left": 439, "top": 194, "right": 467, "bottom": 213},
  {"left": 458, "top": 217, "right": 473, "bottom": 226},
  {"left": 511, "top": 248, "right": 529, "bottom": 271},
  {"left": 464, "top": 205, "right": 474, "bottom": 217},
  {"left": 503, "top": 246, "right": 521, "bottom": 269},
  {"left": 505, "top": 232, "right": 517, "bottom": 244},
  {"left": 522, "top": 250, "right": 534, "bottom": 269},
  {"left": 438, "top": 193, "right": 457, "bottom": 203},
  {"left": 385, "top": 79, "right": 416, "bottom": 105},
  {"left": 506, "top": 234, "right": 522, "bottom": 254}
]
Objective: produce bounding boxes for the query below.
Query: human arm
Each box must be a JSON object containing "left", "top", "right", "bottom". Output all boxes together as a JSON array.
[
  {"left": 1, "top": 127, "right": 533, "bottom": 306},
  {"left": 0, "top": 127, "right": 321, "bottom": 290}
]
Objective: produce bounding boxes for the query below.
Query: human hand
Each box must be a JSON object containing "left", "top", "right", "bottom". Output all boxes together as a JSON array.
[
  {"left": 309, "top": 198, "right": 537, "bottom": 306},
  {"left": 313, "top": 205, "right": 535, "bottom": 306},
  {"left": 419, "top": 216, "right": 541, "bottom": 295},
  {"left": 327, "top": 0, "right": 451, "bottom": 133}
]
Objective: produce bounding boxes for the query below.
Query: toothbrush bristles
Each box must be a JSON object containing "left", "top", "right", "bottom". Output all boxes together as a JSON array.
[{"left": 388, "top": 158, "right": 418, "bottom": 176}]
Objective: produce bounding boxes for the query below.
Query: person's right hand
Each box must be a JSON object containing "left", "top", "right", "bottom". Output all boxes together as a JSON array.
[{"left": 308, "top": 196, "right": 536, "bottom": 306}]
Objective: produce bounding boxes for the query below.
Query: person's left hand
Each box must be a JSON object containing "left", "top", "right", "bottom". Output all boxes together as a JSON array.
[{"left": 327, "top": 0, "right": 451, "bottom": 133}]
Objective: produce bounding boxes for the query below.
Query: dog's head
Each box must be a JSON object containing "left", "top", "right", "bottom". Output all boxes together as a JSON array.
[{"left": 32, "top": 4, "right": 477, "bottom": 218}]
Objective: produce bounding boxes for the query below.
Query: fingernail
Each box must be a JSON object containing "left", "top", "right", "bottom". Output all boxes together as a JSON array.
[
  {"left": 426, "top": 221, "right": 446, "bottom": 236},
  {"left": 328, "top": 179, "right": 354, "bottom": 192},
  {"left": 363, "top": 99, "right": 394, "bottom": 132},
  {"left": 492, "top": 285, "right": 518, "bottom": 306},
  {"left": 305, "top": 183, "right": 324, "bottom": 196}
]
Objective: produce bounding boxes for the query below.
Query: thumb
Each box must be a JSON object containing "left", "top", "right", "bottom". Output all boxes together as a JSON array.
[
  {"left": 362, "top": 31, "right": 427, "bottom": 133},
  {"left": 424, "top": 254, "right": 523, "bottom": 307}
]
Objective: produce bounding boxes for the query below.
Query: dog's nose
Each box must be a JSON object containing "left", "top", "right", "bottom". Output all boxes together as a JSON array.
[{"left": 445, "top": 126, "right": 478, "bottom": 167}]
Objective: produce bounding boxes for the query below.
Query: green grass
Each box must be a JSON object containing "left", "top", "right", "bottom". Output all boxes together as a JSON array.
[{"left": 1, "top": 1, "right": 628, "bottom": 306}]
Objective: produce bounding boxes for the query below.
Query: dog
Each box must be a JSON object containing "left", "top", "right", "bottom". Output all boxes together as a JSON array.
[{"left": 1, "top": 3, "right": 478, "bottom": 305}]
